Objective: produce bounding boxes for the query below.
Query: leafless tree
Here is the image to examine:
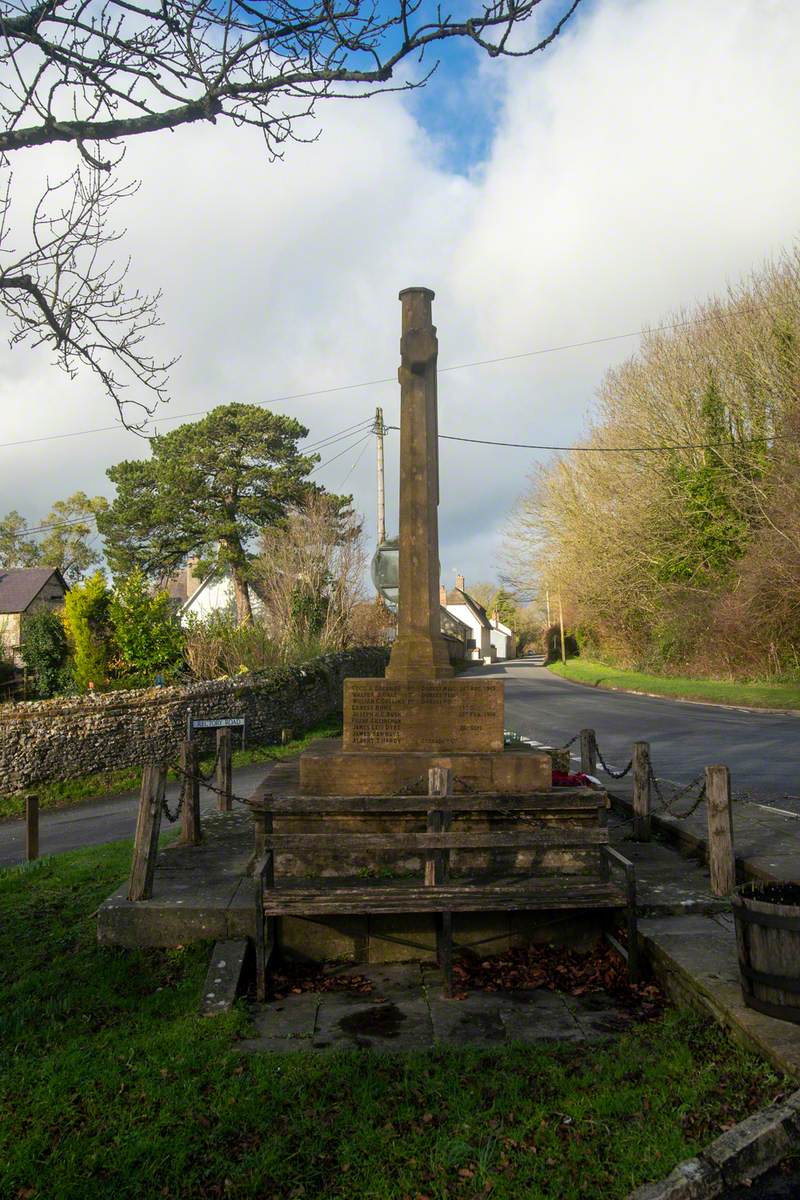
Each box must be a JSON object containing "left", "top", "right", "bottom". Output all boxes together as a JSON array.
[
  {"left": 0, "top": 0, "right": 582, "bottom": 422},
  {"left": 254, "top": 491, "right": 366, "bottom": 650},
  {"left": 0, "top": 166, "right": 173, "bottom": 423}
]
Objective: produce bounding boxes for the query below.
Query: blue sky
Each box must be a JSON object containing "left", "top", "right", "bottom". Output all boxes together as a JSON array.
[{"left": 2, "top": 0, "right": 799, "bottom": 587}]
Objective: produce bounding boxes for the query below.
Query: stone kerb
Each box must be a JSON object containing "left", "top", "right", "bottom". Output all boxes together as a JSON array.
[{"left": 0, "top": 647, "right": 388, "bottom": 793}]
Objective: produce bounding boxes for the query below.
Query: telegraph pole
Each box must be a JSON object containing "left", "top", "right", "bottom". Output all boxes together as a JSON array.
[
  {"left": 374, "top": 405, "right": 386, "bottom": 544},
  {"left": 558, "top": 591, "right": 566, "bottom": 664}
]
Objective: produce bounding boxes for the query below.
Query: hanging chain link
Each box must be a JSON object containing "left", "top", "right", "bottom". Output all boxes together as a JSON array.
[
  {"left": 593, "top": 740, "right": 634, "bottom": 780},
  {"left": 649, "top": 765, "right": 707, "bottom": 818},
  {"left": 161, "top": 785, "right": 183, "bottom": 823}
]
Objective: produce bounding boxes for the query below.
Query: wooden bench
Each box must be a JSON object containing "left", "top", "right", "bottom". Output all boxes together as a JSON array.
[{"left": 247, "top": 770, "right": 638, "bottom": 1001}]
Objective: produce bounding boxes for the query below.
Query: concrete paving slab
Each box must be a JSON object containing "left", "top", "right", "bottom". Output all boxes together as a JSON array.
[
  {"left": 251, "top": 992, "right": 320, "bottom": 1039},
  {"left": 429, "top": 993, "right": 506, "bottom": 1044},
  {"left": 500, "top": 1008, "right": 584, "bottom": 1042},
  {"left": 641, "top": 914, "right": 800, "bottom": 1078},
  {"left": 322, "top": 961, "right": 424, "bottom": 998},
  {"left": 199, "top": 939, "right": 249, "bottom": 1016},
  {"left": 563, "top": 992, "right": 639, "bottom": 1039},
  {"left": 312, "top": 995, "right": 433, "bottom": 1052}
]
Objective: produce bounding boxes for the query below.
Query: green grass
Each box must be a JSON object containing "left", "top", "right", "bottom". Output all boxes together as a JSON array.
[
  {"left": 0, "top": 717, "right": 343, "bottom": 821},
  {"left": 549, "top": 658, "right": 800, "bottom": 711},
  {"left": 0, "top": 842, "right": 787, "bottom": 1200}
]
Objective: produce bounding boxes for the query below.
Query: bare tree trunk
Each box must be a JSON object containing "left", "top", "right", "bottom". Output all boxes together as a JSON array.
[{"left": 232, "top": 568, "right": 253, "bottom": 626}]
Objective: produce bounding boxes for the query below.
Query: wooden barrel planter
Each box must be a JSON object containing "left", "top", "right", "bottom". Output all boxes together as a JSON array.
[{"left": 733, "top": 882, "right": 800, "bottom": 1024}]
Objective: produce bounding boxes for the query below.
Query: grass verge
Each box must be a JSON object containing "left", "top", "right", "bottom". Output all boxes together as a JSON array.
[
  {"left": 548, "top": 659, "right": 800, "bottom": 711},
  {"left": 0, "top": 841, "right": 787, "bottom": 1200},
  {"left": 0, "top": 716, "right": 343, "bottom": 821}
]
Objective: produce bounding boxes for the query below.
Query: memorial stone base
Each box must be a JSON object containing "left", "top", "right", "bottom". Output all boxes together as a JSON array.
[
  {"left": 299, "top": 737, "right": 552, "bottom": 796},
  {"left": 342, "top": 677, "right": 504, "bottom": 753},
  {"left": 297, "top": 675, "right": 551, "bottom": 796}
]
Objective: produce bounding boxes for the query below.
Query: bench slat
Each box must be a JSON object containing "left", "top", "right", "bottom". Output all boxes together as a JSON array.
[
  {"left": 262, "top": 881, "right": 627, "bottom": 916},
  {"left": 264, "top": 828, "right": 608, "bottom": 851},
  {"left": 249, "top": 790, "right": 607, "bottom": 815}
]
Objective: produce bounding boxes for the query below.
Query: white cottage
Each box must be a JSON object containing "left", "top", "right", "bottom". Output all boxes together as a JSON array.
[
  {"left": 177, "top": 569, "right": 264, "bottom": 625},
  {"left": 489, "top": 612, "right": 516, "bottom": 660},
  {"left": 440, "top": 575, "right": 494, "bottom": 663}
]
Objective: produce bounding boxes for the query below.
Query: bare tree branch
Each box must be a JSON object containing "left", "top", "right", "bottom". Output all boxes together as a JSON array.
[{"left": 0, "top": 0, "right": 582, "bottom": 421}]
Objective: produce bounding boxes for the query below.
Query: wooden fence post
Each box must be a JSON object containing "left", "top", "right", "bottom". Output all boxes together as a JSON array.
[
  {"left": 706, "top": 764, "right": 736, "bottom": 897},
  {"left": 25, "top": 794, "right": 39, "bottom": 862},
  {"left": 632, "top": 742, "right": 651, "bottom": 842},
  {"left": 128, "top": 764, "right": 166, "bottom": 901},
  {"left": 216, "top": 728, "right": 232, "bottom": 812},
  {"left": 580, "top": 728, "right": 597, "bottom": 775},
  {"left": 179, "top": 740, "right": 202, "bottom": 845}
]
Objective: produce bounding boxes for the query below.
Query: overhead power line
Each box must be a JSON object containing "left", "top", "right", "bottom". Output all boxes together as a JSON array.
[
  {"left": 18, "top": 514, "right": 99, "bottom": 537},
  {"left": 385, "top": 428, "right": 782, "bottom": 454},
  {"left": 11, "top": 420, "right": 380, "bottom": 538},
  {"left": 0, "top": 315, "right": 715, "bottom": 452},
  {"left": 308, "top": 430, "right": 374, "bottom": 477}
]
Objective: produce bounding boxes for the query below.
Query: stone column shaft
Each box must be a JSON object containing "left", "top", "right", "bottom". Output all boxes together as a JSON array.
[{"left": 385, "top": 287, "right": 453, "bottom": 682}]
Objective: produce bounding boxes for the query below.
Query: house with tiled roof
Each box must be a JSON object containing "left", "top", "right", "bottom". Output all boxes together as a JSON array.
[
  {"left": 0, "top": 567, "right": 69, "bottom": 666},
  {"left": 440, "top": 574, "right": 495, "bottom": 663}
]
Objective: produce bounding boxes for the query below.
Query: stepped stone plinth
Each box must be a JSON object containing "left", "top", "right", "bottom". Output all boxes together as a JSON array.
[{"left": 296, "top": 287, "right": 550, "bottom": 798}]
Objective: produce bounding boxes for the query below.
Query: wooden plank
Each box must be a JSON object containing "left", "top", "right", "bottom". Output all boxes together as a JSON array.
[
  {"left": 179, "top": 740, "right": 202, "bottom": 845},
  {"left": 265, "top": 878, "right": 621, "bottom": 898},
  {"left": 264, "top": 828, "right": 609, "bottom": 851},
  {"left": 263, "top": 885, "right": 627, "bottom": 917},
  {"left": 25, "top": 794, "right": 38, "bottom": 862},
  {"left": 252, "top": 791, "right": 608, "bottom": 815},
  {"left": 632, "top": 741, "right": 651, "bottom": 842},
  {"left": 706, "top": 764, "right": 735, "bottom": 897},
  {"left": 216, "top": 727, "right": 232, "bottom": 812},
  {"left": 128, "top": 764, "right": 166, "bottom": 901}
]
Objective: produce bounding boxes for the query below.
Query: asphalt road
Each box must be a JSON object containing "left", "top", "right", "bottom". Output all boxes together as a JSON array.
[
  {"left": 2, "top": 662, "right": 800, "bottom": 868},
  {"left": 470, "top": 660, "right": 800, "bottom": 811},
  {"left": 0, "top": 761, "right": 271, "bottom": 869}
]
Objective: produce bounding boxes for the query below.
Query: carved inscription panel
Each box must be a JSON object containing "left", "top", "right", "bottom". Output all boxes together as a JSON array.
[{"left": 343, "top": 678, "right": 504, "bottom": 752}]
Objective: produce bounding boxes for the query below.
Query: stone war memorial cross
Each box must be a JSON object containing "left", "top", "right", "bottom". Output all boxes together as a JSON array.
[{"left": 300, "top": 287, "right": 551, "bottom": 796}]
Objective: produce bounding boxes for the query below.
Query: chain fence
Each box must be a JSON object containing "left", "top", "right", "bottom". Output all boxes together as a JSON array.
[
  {"left": 151, "top": 727, "right": 725, "bottom": 831},
  {"left": 553, "top": 728, "right": 714, "bottom": 822},
  {"left": 159, "top": 745, "right": 287, "bottom": 821}
]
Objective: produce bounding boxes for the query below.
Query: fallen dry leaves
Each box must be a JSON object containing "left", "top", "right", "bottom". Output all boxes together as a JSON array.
[{"left": 451, "top": 939, "right": 664, "bottom": 1018}]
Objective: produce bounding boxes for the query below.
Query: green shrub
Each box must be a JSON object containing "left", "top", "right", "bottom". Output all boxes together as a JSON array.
[
  {"left": 19, "top": 608, "right": 69, "bottom": 697},
  {"left": 109, "top": 569, "right": 185, "bottom": 680},
  {"left": 62, "top": 572, "right": 112, "bottom": 691},
  {"left": 184, "top": 611, "right": 281, "bottom": 680}
]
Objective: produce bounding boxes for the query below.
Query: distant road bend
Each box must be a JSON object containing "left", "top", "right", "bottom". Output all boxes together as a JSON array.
[{"left": 471, "top": 659, "right": 800, "bottom": 815}]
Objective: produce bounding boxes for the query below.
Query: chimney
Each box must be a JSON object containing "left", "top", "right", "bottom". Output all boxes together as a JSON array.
[
  {"left": 492, "top": 610, "right": 499, "bottom": 625},
  {"left": 456, "top": 573, "right": 465, "bottom": 592},
  {"left": 440, "top": 583, "right": 447, "bottom": 605}
]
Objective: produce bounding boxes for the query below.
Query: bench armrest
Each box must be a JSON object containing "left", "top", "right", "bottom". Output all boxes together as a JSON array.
[
  {"left": 603, "top": 845, "right": 635, "bottom": 882},
  {"left": 601, "top": 846, "right": 639, "bottom": 983}
]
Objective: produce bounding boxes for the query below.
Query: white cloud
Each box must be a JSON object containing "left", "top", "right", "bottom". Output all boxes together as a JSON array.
[{"left": 1, "top": 0, "right": 799, "bottom": 584}]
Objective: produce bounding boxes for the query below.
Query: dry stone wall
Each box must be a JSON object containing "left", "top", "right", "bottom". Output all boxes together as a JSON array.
[{"left": 0, "top": 648, "right": 388, "bottom": 793}]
